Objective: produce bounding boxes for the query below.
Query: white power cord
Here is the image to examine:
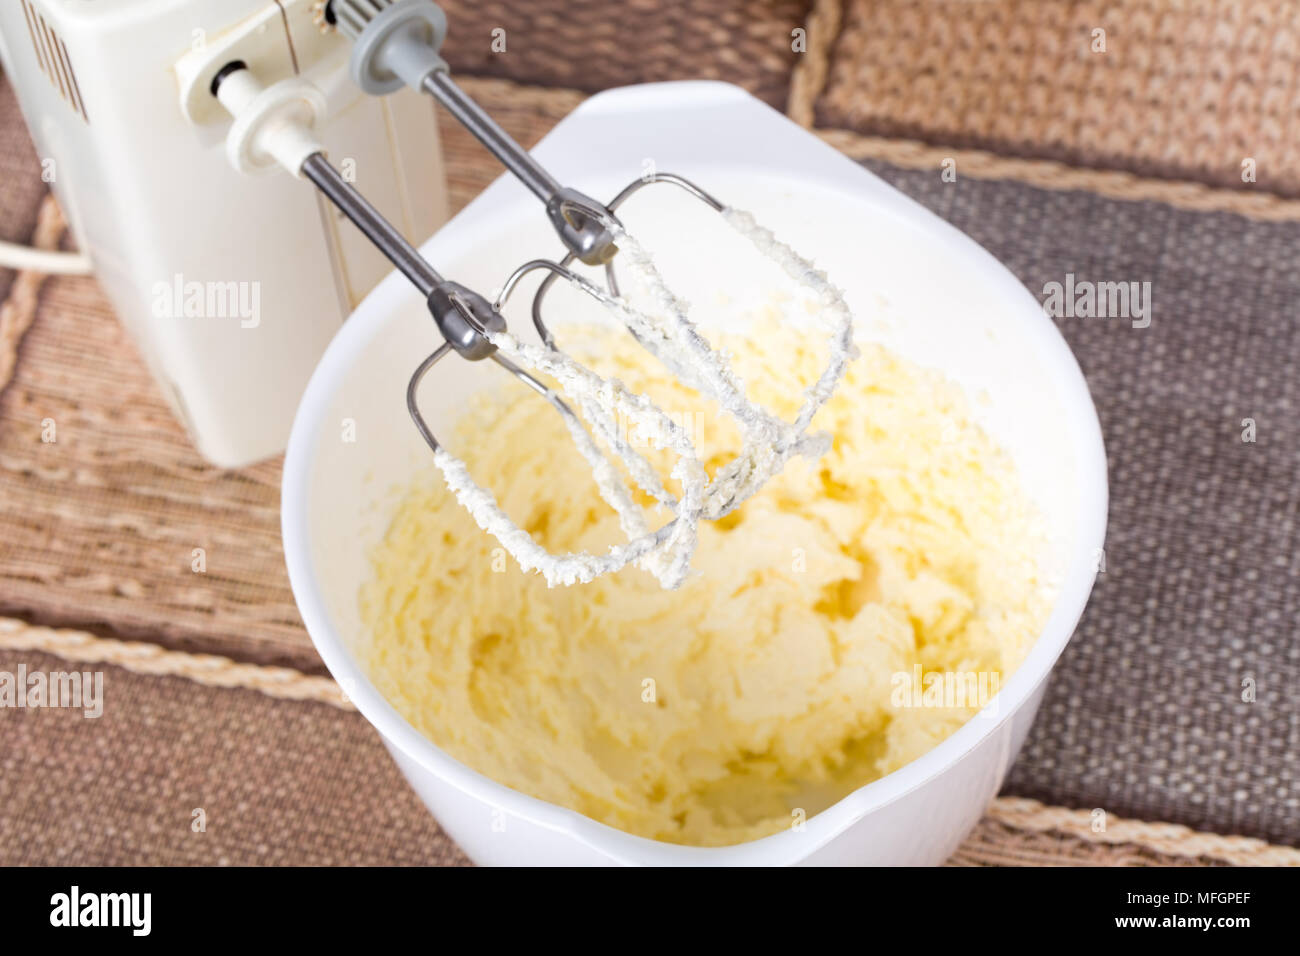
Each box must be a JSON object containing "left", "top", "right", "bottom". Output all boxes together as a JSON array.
[{"left": 0, "top": 238, "right": 91, "bottom": 275}]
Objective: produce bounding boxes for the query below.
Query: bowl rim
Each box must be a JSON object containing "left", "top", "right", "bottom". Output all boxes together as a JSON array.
[{"left": 281, "top": 80, "right": 1109, "bottom": 865}]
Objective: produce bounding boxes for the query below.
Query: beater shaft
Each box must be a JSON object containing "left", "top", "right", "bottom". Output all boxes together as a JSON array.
[
  {"left": 330, "top": 0, "right": 617, "bottom": 265},
  {"left": 420, "top": 71, "right": 617, "bottom": 265},
  {"left": 300, "top": 151, "right": 506, "bottom": 360},
  {"left": 421, "top": 70, "right": 560, "bottom": 204},
  {"left": 301, "top": 152, "right": 443, "bottom": 297},
  {"left": 211, "top": 62, "right": 505, "bottom": 362}
]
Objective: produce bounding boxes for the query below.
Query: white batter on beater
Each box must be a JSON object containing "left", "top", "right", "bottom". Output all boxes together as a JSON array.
[{"left": 428, "top": 206, "right": 857, "bottom": 588}]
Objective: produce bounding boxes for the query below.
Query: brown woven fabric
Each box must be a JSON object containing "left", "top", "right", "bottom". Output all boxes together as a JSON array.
[
  {"left": 438, "top": 0, "right": 810, "bottom": 109},
  {"left": 0, "top": 265, "right": 311, "bottom": 669},
  {"left": 0, "top": 72, "right": 46, "bottom": 305},
  {"left": 0, "top": 649, "right": 470, "bottom": 865},
  {"left": 817, "top": 0, "right": 1300, "bottom": 197},
  {"left": 0, "top": 196, "right": 64, "bottom": 391}
]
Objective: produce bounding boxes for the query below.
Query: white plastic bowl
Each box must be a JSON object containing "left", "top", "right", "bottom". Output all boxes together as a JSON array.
[{"left": 282, "top": 81, "right": 1108, "bottom": 865}]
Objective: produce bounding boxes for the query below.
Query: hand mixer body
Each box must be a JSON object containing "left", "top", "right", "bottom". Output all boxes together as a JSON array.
[{"left": 0, "top": 0, "right": 447, "bottom": 466}]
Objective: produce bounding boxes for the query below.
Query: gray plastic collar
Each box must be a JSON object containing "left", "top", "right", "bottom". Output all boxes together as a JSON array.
[{"left": 346, "top": 0, "right": 449, "bottom": 95}]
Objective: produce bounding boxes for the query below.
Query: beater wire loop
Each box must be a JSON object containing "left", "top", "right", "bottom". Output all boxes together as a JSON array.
[
  {"left": 407, "top": 322, "right": 707, "bottom": 588},
  {"left": 526, "top": 173, "right": 856, "bottom": 520},
  {"left": 410, "top": 172, "right": 855, "bottom": 588}
]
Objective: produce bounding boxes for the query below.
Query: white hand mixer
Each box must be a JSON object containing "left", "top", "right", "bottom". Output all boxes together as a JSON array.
[{"left": 214, "top": 0, "right": 856, "bottom": 587}]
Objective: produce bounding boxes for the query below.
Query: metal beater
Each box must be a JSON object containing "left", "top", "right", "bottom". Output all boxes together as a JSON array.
[{"left": 215, "top": 0, "right": 856, "bottom": 587}]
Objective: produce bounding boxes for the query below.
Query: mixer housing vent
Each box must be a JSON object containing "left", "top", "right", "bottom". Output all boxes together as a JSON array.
[{"left": 19, "top": 0, "right": 88, "bottom": 123}]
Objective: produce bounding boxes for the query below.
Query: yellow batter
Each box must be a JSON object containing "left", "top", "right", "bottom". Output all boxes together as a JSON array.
[{"left": 359, "top": 318, "right": 1051, "bottom": 847}]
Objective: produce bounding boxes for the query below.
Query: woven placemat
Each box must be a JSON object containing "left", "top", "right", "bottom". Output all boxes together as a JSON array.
[
  {"left": 0, "top": 72, "right": 45, "bottom": 310},
  {"left": 436, "top": 0, "right": 810, "bottom": 109},
  {"left": 815, "top": 0, "right": 1300, "bottom": 196},
  {"left": 0, "top": 251, "right": 309, "bottom": 669},
  {"left": 0, "top": 645, "right": 469, "bottom": 866}
]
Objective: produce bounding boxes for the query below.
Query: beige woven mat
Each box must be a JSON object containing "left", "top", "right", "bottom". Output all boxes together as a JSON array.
[
  {"left": 0, "top": 72, "right": 44, "bottom": 307},
  {"left": 436, "top": 0, "right": 811, "bottom": 109},
  {"left": 815, "top": 0, "right": 1300, "bottom": 196},
  {"left": 6, "top": 620, "right": 1295, "bottom": 866}
]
